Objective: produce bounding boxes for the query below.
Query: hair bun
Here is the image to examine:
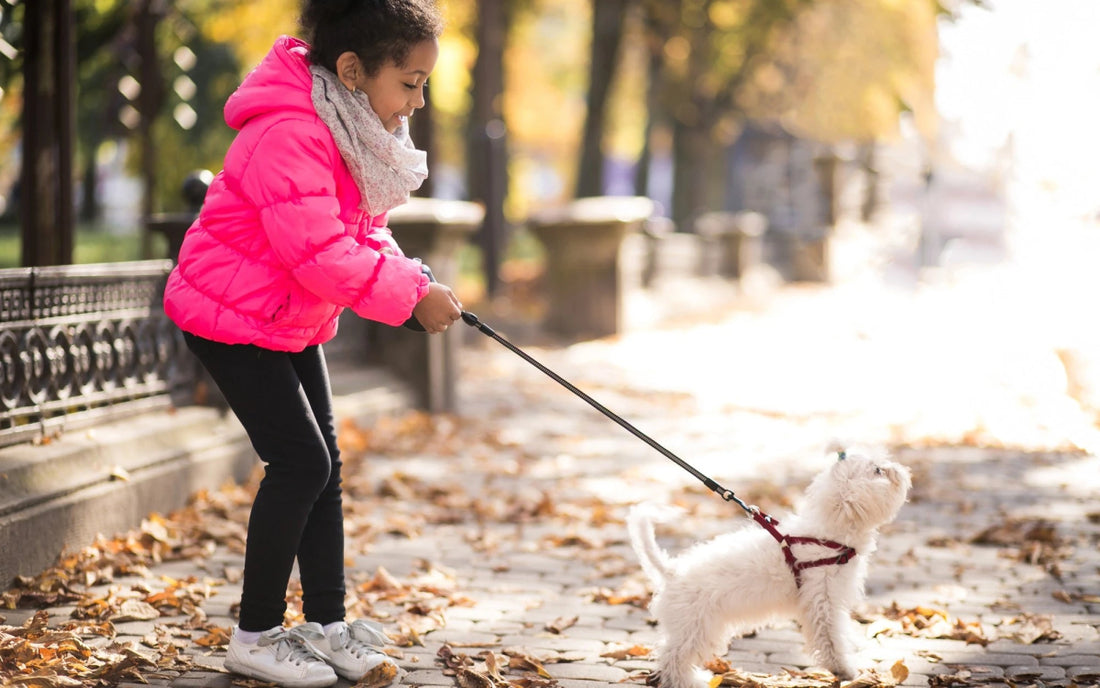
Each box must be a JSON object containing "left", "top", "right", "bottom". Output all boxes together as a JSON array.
[{"left": 300, "top": 0, "right": 365, "bottom": 31}]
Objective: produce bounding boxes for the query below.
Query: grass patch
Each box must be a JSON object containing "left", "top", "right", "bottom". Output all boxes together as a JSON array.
[{"left": 0, "top": 223, "right": 169, "bottom": 268}]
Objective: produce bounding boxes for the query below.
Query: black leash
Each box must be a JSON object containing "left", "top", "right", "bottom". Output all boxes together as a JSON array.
[{"left": 460, "top": 311, "right": 755, "bottom": 515}]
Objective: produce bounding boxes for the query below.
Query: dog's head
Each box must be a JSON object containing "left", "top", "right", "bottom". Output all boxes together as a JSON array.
[{"left": 803, "top": 452, "right": 912, "bottom": 535}]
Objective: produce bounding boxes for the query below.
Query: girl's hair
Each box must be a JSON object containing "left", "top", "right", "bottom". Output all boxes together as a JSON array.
[{"left": 300, "top": 0, "right": 443, "bottom": 75}]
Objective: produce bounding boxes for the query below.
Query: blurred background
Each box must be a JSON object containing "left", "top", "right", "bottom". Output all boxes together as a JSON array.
[{"left": 0, "top": 0, "right": 1097, "bottom": 302}]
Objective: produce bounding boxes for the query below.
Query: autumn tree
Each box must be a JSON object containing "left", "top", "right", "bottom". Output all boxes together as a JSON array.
[
  {"left": 574, "top": 0, "right": 632, "bottom": 198},
  {"left": 580, "top": 0, "right": 947, "bottom": 230},
  {"left": 465, "top": 0, "right": 521, "bottom": 296},
  {"left": 739, "top": 0, "right": 941, "bottom": 220}
]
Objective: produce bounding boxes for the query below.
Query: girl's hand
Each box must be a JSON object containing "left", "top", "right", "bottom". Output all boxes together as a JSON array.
[{"left": 412, "top": 282, "right": 463, "bottom": 334}]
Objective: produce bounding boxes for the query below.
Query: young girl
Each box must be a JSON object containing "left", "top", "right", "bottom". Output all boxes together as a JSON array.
[{"left": 163, "top": 1, "right": 460, "bottom": 686}]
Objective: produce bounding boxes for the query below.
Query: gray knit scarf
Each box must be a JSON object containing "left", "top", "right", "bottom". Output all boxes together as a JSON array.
[{"left": 310, "top": 65, "right": 428, "bottom": 215}]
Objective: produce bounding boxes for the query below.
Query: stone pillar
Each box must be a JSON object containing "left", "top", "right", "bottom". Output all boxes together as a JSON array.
[
  {"left": 529, "top": 196, "right": 654, "bottom": 339},
  {"left": 147, "top": 170, "right": 212, "bottom": 262},
  {"left": 694, "top": 210, "right": 767, "bottom": 279},
  {"left": 366, "top": 198, "right": 482, "bottom": 412}
]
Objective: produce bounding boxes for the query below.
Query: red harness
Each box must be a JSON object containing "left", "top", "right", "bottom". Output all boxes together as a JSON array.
[{"left": 752, "top": 510, "right": 856, "bottom": 588}]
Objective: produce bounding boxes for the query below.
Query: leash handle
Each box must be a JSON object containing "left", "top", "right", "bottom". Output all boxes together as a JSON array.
[{"left": 460, "top": 311, "right": 754, "bottom": 514}]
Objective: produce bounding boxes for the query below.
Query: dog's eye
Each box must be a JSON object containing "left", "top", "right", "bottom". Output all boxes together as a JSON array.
[{"left": 873, "top": 466, "right": 883, "bottom": 475}]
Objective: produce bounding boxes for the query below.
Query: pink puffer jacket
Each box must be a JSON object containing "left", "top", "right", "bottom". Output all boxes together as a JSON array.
[{"left": 163, "top": 36, "right": 429, "bottom": 352}]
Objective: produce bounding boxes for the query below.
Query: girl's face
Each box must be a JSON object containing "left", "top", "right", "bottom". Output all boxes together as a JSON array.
[{"left": 347, "top": 38, "right": 439, "bottom": 134}]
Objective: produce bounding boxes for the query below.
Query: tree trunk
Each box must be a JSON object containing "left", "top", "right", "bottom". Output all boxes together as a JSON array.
[
  {"left": 21, "top": 0, "right": 75, "bottom": 266},
  {"left": 632, "top": 48, "right": 661, "bottom": 198},
  {"left": 575, "top": 0, "right": 631, "bottom": 198},
  {"left": 670, "top": 119, "right": 710, "bottom": 231},
  {"left": 465, "top": 0, "right": 510, "bottom": 297},
  {"left": 135, "top": 0, "right": 165, "bottom": 258},
  {"left": 79, "top": 151, "right": 99, "bottom": 222}
]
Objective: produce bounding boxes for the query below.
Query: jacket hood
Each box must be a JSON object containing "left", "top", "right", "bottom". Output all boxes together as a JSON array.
[{"left": 224, "top": 36, "right": 319, "bottom": 130}]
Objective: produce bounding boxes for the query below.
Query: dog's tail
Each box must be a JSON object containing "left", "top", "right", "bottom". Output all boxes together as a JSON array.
[{"left": 626, "top": 502, "right": 678, "bottom": 585}]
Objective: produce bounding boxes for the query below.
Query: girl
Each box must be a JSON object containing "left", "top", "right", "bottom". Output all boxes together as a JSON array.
[{"left": 162, "top": 1, "right": 460, "bottom": 686}]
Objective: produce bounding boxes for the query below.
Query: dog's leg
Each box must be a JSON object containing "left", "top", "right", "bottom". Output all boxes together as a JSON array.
[
  {"left": 654, "top": 642, "right": 710, "bottom": 688},
  {"left": 797, "top": 582, "right": 857, "bottom": 680},
  {"left": 653, "top": 606, "right": 733, "bottom": 688}
]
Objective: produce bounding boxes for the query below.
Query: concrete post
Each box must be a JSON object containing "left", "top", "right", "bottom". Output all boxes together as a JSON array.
[
  {"left": 694, "top": 210, "right": 767, "bottom": 279},
  {"left": 529, "top": 196, "right": 654, "bottom": 340},
  {"left": 367, "top": 198, "right": 483, "bottom": 412}
]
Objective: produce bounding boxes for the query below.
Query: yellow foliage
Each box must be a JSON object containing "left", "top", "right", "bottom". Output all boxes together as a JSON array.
[
  {"left": 742, "top": 0, "right": 939, "bottom": 143},
  {"left": 196, "top": 0, "right": 301, "bottom": 73}
]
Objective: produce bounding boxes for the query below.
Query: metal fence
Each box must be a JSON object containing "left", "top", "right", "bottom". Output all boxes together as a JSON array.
[{"left": 0, "top": 260, "right": 194, "bottom": 447}]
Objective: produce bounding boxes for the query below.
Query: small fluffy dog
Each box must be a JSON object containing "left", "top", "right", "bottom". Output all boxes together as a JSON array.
[{"left": 628, "top": 452, "right": 911, "bottom": 687}]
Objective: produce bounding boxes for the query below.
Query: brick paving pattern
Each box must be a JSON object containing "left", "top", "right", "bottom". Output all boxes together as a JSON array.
[{"left": 5, "top": 275, "right": 1100, "bottom": 688}]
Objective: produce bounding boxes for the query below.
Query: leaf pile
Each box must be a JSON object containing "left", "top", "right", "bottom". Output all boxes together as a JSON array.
[
  {"left": 348, "top": 562, "right": 475, "bottom": 646},
  {"left": 0, "top": 609, "right": 189, "bottom": 687},
  {"left": 702, "top": 657, "right": 909, "bottom": 687},
  {"left": 860, "top": 604, "right": 990, "bottom": 646},
  {"left": 969, "top": 518, "right": 1072, "bottom": 579},
  {"left": 860, "top": 604, "right": 1062, "bottom": 646},
  {"left": 437, "top": 643, "right": 559, "bottom": 688},
  {"left": 2, "top": 485, "right": 252, "bottom": 611}
]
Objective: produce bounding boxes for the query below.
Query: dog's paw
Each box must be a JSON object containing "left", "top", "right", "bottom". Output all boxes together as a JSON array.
[{"left": 826, "top": 662, "right": 857, "bottom": 681}]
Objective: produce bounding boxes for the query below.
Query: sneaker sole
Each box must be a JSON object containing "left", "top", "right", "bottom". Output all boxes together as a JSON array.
[{"left": 224, "top": 656, "right": 337, "bottom": 688}]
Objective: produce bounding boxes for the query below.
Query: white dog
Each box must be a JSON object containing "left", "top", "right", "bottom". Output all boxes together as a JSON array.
[{"left": 628, "top": 452, "right": 911, "bottom": 687}]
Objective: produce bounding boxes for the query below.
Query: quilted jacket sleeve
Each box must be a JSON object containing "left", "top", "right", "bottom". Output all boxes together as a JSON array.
[{"left": 238, "top": 119, "right": 428, "bottom": 326}]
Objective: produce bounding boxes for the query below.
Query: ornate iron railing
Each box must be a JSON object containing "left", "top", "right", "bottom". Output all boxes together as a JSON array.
[{"left": 0, "top": 260, "right": 193, "bottom": 447}]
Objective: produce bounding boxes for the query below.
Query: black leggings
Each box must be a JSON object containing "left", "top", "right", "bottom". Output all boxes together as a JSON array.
[{"left": 184, "top": 333, "right": 346, "bottom": 631}]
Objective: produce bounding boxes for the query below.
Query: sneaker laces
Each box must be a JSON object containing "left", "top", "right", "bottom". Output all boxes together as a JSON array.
[
  {"left": 258, "top": 627, "right": 328, "bottom": 666},
  {"left": 334, "top": 619, "right": 392, "bottom": 661}
]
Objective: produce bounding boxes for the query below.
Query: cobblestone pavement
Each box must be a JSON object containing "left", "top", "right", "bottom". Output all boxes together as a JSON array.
[{"left": 5, "top": 267, "right": 1100, "bottom": 688}]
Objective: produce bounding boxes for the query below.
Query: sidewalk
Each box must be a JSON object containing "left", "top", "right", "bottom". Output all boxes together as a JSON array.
[{"left": 3, "top": 259, "right": 1100, "bottom": 688}]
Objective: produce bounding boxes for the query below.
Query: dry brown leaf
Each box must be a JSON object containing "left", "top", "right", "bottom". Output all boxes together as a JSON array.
[
  {"left": 481, "top": 650, "right": 506, "bottom": 682},
  {"left": 545, "top": 615, "right": 577, "bottom": 634},
  {"left": 589, "top": 584, "right": 651, "bottom": 608},
  {"left": 602, "top": 644, "right": 652, "bottom": 660},
  {"left": 438, "top": 644, "right": 472, "bottom": 671},
  {"left": 112, "top": 599, "right": 160, "bottom": 622},
  {"left": 355, "top": 659, "right": 401, "bottom": 688},
  {"left": 339, "top": 417, "right": 372, "bottom": 454},
  {"left": 841, "top": 660, "right": 908, "bottom": 687},
  {"left": 505, "top": 651, "right": 552, "bottom": 679},
  {"left": 194, "top": 625, "right": 232, "bottom": 647},
  {"left": 1053, "top": 589, "right": 1100, "bottom": 604},
  {"left": 361, "top": 566, "right": 404, "bottom": 593},
  {"left": 455, "top": 666, "right": 496, "bottom": 688},
  {"left": 995, "top": 614, "right": 1062, "bottom": 644},
  {"left": 712, "top": 666, "right": 838, "bottom": 687},
  {"left": 860, "top": 603, "right": 989, "bottom": 646}
]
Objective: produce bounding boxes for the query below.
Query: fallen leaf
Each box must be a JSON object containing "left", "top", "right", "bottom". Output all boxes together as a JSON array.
[
  {"left": 602, "top": 644, "right": 652, "bottom": 660},
  {"left": 355, "top": 659, "right": 400, "bottom": 688},
  {"left": 455, "top": 666, "right": 496, "bottom": 688},
  {"left": 194, "top": 626, "right": 231, "bottom": 647},
  {"left": 506, "top": 651, "right": 552, "bottom": 678},
  {"left": 112, "top": 599, "right": 160, "bottom": 622},
  {"left": 995, "top": 614, "right": 1062, "bottom": 644},
  {"left": 545, "top": 616, "right": 577, "bottom": 634}
]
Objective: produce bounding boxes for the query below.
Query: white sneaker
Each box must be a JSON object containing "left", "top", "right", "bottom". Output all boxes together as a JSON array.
[
  {"left": 295, "top": 619, "right": 400, "bottom": 682},
  {"left": 224, "top": 626, "right": 337, "bottom": 688}
]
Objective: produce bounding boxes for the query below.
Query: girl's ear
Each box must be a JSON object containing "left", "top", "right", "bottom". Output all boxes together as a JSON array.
[{"left": 335, "top": 51, "right": 361, "bottom": 91}]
